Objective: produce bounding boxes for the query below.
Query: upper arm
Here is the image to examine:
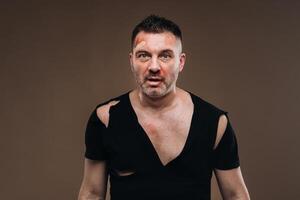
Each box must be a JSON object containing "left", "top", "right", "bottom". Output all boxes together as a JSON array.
[
  {"left": 84, "top": 100, "right": 120, "bottom": 160},
  {"left": 213, "top": 113, "right": 240, "bottom": 170},
  {"left": 213, "top": 114, "right": 228, "bottom": 150},
  {"left": 79, "top": 100, "right": 119, "bottom": 199},
  {"left": 213, "top": 114, "right": 250, "bottom": 199}
]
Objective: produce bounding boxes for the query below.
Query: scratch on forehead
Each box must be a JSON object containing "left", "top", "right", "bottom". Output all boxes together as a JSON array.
[{"left": 133, "top": 41, "right": 146, "bottom": 50}]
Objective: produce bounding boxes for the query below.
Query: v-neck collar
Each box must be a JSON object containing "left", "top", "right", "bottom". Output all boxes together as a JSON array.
[{"left": 126, "top": 90, "right": 197, "bottom": 168}]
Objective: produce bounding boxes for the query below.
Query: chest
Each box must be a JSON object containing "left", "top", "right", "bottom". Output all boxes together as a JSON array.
[{"left": 136, "top": 105, "right": 194, "bottom": 166}]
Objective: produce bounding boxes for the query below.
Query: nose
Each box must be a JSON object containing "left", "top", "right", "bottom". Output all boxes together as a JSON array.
[{"left": 148, "top": 57, "right": 160, "bottom": 73}]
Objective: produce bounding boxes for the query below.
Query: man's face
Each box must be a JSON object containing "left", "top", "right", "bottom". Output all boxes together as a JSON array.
[{"left": 129, "top": 31, "right": 186, "bottom": 98}]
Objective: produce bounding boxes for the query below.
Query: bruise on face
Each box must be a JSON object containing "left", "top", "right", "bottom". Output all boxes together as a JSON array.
[
  {"left": 133, "top": 40, "right": 146, "bottom": 51},
  {"left": 132, "top": 40, "right": 148, "bottom": 60},
  {"left": 133, "top": 32, "right": 182, "bottom": 56}
]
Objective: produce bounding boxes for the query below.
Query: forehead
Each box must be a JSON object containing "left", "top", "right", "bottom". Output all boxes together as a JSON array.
[{"left": 133, "top": 31, "right": 181, "bottom": 52}]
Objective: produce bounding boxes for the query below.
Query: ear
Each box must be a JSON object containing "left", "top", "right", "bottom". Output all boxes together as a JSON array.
[
  {"left": 179, "top": 53, "right": 186, "bottom": 72},
  {"left": 129, "top": 52, "right": 134, "bottom": 71}
]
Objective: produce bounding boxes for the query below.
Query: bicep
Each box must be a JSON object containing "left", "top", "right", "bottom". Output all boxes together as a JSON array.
[
  {"left": 214, "top": 114, "right": 228, "bottom": 150},
  {"left": 79, "top": 158, "right": 108, "bottom": 198},
  {"left": 84, "top": 100, "right": 119, "bottom": 161},
  {"left": 213, "top": 113, "right": 240, "bottom": 170},
  {"left": 213, "top": 113, "right": 249, "bottom": 199}
]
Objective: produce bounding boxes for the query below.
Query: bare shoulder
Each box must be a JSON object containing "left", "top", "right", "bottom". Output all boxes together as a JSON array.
[
  {"left": 96, "top": 100, "right": 120, "bottom": 127},
  {"left": 213, "top": 114, "right": 228, "bottom": 150}
]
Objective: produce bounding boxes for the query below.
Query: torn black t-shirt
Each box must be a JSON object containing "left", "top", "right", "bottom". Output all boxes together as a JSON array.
[{"left": 84, "top": 90, "right": 240, "bottom": 200}]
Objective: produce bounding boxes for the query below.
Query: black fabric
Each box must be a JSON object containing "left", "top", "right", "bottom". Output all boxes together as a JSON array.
[
  {"left": 84, "top": 98, "right": 116, "bottom": 160},
  {"left": 84, "top": 90, "right": 240, "bottom": 199},
  {"left": 212, "top": 112, "right": 240, "bottom": 170},
  {"left": 84, "top": 108, "right": 108, "bottom": 160}
]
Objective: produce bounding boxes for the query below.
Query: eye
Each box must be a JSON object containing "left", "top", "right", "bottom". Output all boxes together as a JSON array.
[
  {"left": 137, "top": 53, "right": 146, "bottom": 58},
  {"left": 136, "top": 53, "right": 150, "bottom": 61},
  {"left": 159, "top": 53, "right": 172, "bottom": 61}
]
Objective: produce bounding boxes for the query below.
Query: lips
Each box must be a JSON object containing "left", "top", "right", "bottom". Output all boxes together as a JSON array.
[
  {"left": 148, "top": 78, "right": 161, "bottom": 81},
  {"left": 146, "top": 76, "right": 163, "bottom": 81},
  {"left": 146, "top": 77, "right": 163, "bottom": 86}
]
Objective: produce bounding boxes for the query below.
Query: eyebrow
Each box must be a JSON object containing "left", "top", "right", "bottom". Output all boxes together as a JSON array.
[
  {"left": 135, "top": 49, "right": 174, "bottom": 55},
  {"left": 160, "top": 49, "right": 174, "bottom": 54},
  {"left": 135, "top": 50, "right": 150, "bottom": 55}
]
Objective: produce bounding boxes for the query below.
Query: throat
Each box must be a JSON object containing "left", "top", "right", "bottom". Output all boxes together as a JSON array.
[{"left": 135, "top": 88, "right": 178, "bottom": 112}]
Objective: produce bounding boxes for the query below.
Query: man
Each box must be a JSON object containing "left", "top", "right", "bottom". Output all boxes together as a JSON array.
[{"left": 78, "top": 15, "right": 250, "bottom": 200}]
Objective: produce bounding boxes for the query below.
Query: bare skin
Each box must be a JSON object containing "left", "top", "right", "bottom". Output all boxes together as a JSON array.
[
  {"left": 78, "top": 31, "right": 250, "bottom": 200},
  {"left": 129, "top": 87, "right": 193, "bottom": 166}
]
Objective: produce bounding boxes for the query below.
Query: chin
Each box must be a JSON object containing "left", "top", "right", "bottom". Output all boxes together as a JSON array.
[{"left": 142, "top": 86, "right": 168, "bottom": 98}]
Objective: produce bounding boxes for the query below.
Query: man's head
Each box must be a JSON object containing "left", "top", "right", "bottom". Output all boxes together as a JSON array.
[
  {"left": 129, "top": 15, "right": 186, "bottom": 98},
  {"left": 131, "top": 15, "right": 183, "bottom": 50}
]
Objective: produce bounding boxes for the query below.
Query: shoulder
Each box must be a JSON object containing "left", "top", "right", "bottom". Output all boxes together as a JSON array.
[
  {"left": 189, "top": 91, "right": 229, "bottom": 149},
  {"left": 96, "top": 100, "right": 120, "bottom": 127},
  {"left": 93, "top": 91, "right": 129, "bottom": 127},
  {"left": 189, "top": 91, "right": 227, "bottom": 117}
]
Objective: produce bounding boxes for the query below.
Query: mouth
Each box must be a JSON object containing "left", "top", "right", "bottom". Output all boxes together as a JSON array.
[
  {"left": 146, "top": 76, "right": 163, "bottom": 81},
  {"left": 146, "top": 77, "right": 163, "bottom": 86},
  {"left": 148, "top": 78, "right": 162, "bottom": 81}
]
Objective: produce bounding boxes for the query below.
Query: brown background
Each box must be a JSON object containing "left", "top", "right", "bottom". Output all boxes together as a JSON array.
[{"left": 1, "top": 1, "right": 299, "bottom": 199}]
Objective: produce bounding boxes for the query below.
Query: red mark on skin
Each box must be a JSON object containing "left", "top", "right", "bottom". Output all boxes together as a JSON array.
[
  {"left": 133, "top": 35, "right": 145, "bottom": 48},
  {"left": 144, "top": 122, "right": 159, "bottom": 138},
  {"left": 134, "top": 41, "right": 146, "bottom": 51}
]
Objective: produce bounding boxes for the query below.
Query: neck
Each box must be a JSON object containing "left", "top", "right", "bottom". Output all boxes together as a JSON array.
[{"left": 135, "top": 87, "right": 179, "bottom": 111}]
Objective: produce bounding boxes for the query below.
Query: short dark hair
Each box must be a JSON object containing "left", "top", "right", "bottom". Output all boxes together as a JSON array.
[{"left": 131, "top": 15, "right": 182, "bottom": 48}]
